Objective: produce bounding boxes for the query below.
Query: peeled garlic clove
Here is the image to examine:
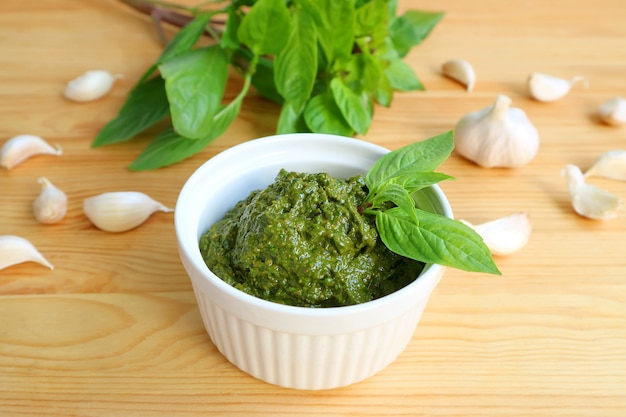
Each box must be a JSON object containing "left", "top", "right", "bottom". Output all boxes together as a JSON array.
[
  {"left": 584, "top": 150, "right": 626, "bottom": 181},
  {"left": 598, "top": 97, "right": 626, "bottom": 126},
  {"left": 64, "top": 70, "right": 121, "bottom": 102},
  {"left": 527, "top": 72, "right": 587, "bottom": 102},
  {"left": 83, "top": 191, "right": 173, "bottom": 232},
  {"left": 562, "top": 164, "right": 623, "bottom": 220},
  {"left": 0, "top": 235, "right": 54, "bottom": 271},
  {"left": 460, "top": 212, "right": 531, "bottom": 256},
  {"left": 0, "top": 134, "right": 62, "bottom": 170},
  {"left": 33, "top": 177, "right": 68, "bottom": 224},
  {"left": 442, "top": 59, "right": 476, "bottom": 92},
  {"left": 454, "top": 94, "right": 540, "bottom": 168}
]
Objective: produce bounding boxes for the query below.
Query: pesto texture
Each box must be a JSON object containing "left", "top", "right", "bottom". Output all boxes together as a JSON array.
[{"left": 200, "top": 169, "right": 424, "bottom": 307}]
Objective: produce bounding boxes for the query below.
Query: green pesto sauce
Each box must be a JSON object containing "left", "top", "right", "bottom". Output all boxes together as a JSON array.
[{"left": 199, "top": 169, "right": 424, "bottom": 308}]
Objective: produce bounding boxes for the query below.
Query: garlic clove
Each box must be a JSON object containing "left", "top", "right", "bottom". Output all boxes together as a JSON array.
[
  {"left": 454, "top": 94, "right": 540, "bottom": 168},
  {"left": 527, "top": 72, "right": 587, "bottom": 102},
  {"left": 441, "top": 59, "right": 476, "bottom": 92},
  {"left": 0, "top": 134, "right": 62, "bottom": 170},
  {"left": 64, "top": 70, "right": 121, "bottom": 102},
  {"left": 0, "top": 235, "right": 54, "bottom": 271},
  {"left": 33, "top": 177, "right": 68, "bottom": 224},
  {"left": 461, "top": 212, "right": 532, "bottom": 256},
  {"left": 83, "top": 191, "right": 173, "bottom": 233},
  {"left": 460, "top": 212, "right": 531, "bottom": 256},
  {"left": 562, "top": 164, "right": 623, "bottom": 220},
  {"left": 598, "top": 97, "right": 626, "bottom": 126},
  {"left": 584, "top": 150, "right": 626, "bottom": 181}
]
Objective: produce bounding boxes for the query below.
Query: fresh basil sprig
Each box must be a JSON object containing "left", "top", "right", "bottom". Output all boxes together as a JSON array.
[
  {"left": 93, "top": 0, "right": 443, "bottom": 170},
  {"left": 362, "top": 131, "right": 501, "bottom": 275}
]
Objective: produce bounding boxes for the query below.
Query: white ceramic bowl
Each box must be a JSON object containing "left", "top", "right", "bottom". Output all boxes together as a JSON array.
[{"left": 175, "top": 133, "right": 452, "bottom": 390}]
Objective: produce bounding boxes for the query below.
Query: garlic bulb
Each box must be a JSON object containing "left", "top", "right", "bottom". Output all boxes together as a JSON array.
[
  {"left": 0, "top": 134, "right": 62, "bottom": 170},
  {"left": 527, "top": 72, "right": 587, "bottom": 102},
  {"left": 454, "top": 95, "right": 540, "bottom": 168},
  {"left": 460, "top": 212, "right": 531, "bottom": 256},
  {"left": 598, "top": 97, "right": 626, "bottom": 126},
  {"left": 64, "top": 70, "right": 121, "bottom": 102},
  {"left": 584, "top": 150, "right": 626, "bottom": 181},
  {"left": 83, "top": 191, "right": 173, "bottom": 232},
  {"left": 0, "top": 235, "right": 54, "bottom": 271},
  {"left": 442, "top": 59, "right": 476, "bottom": 92},
  {"left": 33, "top": 177, "right": 68, "bottom": 224},
  {"left": 562, "top": 164, "right": 622, "bottom": 220}
]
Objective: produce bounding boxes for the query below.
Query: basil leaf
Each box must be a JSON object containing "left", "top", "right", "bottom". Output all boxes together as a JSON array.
[
  {"left": 277, "top": 100, "right": 309, "bottom": 134},
  {"left": 387, "top": 0, "right": 398, "bottom": 16},
  {"left": 274, "top": 8, "right": 317, "bottom": 105},
  {"left": 298, "top": 0, "right": 324, "bottom": 26},
  {"left": 315, "top": 0, "right": 356, "bottom": 66},
  {"left": 385, "top": 57, "right": 423, "bottom": 91},
  {"left": 389, "top": 10, "right": 444, "bottom": 58},
  {"left": 159, "top": 45, "right": 229, "bottom": 139},
  {"left": 365, "top": 182, "right": 417, "bottom": 223},
  {"left": 129, "top": 127, "right": 197, "bottom": 170},
  {"left": 355, "top": 0, "right": 388, "bottom": 48},
  {"left": 129, "top": 75, "right": 250, "bottom": 170},
  {"left": 128, "top": 126, "right": 214, "bottom": 171},
  {"left": 207, "top": 82, "right": 248, "bottom": 138},
  {"left": 159, "top": 12, "right": 215, "bottom": 66},
  {"left": 376, "top": 207, "right": 500, "bottom": 274},
  {"left": 366, "top": 131, "right": 454, "bottom": 188},
  {"left": 237, "top": 0, "right": 290, "bottom": 56},
  {"left": 361, "top": 130, "right": 497, "bottom": 275},
  {"left": 220, "top": 5, "right": 242, "bottom": 51},
  {"left": 396, "top": 171, "right": 454, "bottom": 194},
  {"left": 303, "top": 91, "right": 354, "bottom": 136},
  {"left": 137, "top": 12, "right": 216, "bottom": 86},
  {"left": 296, "top": 0, "right": 325, "bottom": 70},
  {"left": 92, "top": 76, "right": 169, "bottom": 147},
  {"left": 360, "top": 53, "right": 383, "bottom": 96},
  {"left": 341, "top": 50, "right": 392, "bottom": 109},
  {"left": 341, "top": 53, "right": 365, "bottom": 88},
  {"left": 374, "top": 71, "right": 394, "bottom": 107},
  {"left": 330, "top": 77, "right": 372, "bottom": 135},
  {"left": 355, "top": 0, "right": 382, "bottom": 34}
]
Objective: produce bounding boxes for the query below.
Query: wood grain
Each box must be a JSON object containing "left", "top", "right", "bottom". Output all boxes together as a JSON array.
[{"left": 1, "top": 0, "right": 626, "bottom": 415}]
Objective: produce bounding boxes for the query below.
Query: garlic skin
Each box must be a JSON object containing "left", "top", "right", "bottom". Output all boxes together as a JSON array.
[
  {"left": 0, "top": 235, "right": 54, "bottom": 271},
  {"left": 0, "top": 134, "right": 62, "bottom": 170},
  {"left": 83, "top": 191, "right": 173, "bottom": 232},
  {"left": 442, "top": 59, "right": 476, "bottom": 92},
  {"left": 460, "top": 212, "right": 531, "bottom": 256},
  {"left": 562, "top": 164, "right": 623, "bottom": 220},
  {"left": 527, "top": 72, "right": 587, "bottom": 102},
  {"left": 33, "top": 177, "right": 68, "bottom": 224},
  {"left": 598, "top": 97, "right": 626, "bottom": 126},
  {"left": 64, "top": 70, "right": 120, "bottom": 102},
  {"left": 454, "top": 95, "right": 540, "bottom": 168},
  {"left": 584, "top": 150, "right": 626, "bottom": 181}
]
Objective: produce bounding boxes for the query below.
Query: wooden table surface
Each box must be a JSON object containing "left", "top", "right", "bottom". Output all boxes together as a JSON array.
[{"left": 2, "top": 0, "right": 625, "bottom": 415}]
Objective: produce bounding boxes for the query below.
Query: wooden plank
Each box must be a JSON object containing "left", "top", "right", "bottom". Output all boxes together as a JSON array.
[{"left": 1, "top": 0, "right": 625, "bottom": 415}]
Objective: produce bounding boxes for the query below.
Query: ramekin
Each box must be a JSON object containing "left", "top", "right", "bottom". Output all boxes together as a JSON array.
[{"left": 175, "top": 133, "right": 451, "bottom": 390}]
